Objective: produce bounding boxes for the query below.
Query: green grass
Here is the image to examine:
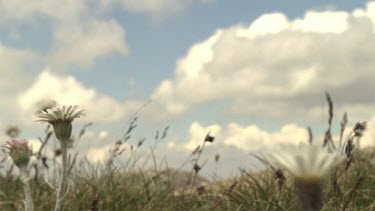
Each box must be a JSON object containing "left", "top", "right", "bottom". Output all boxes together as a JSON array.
[
  {"left": 1, "top": 94, "right": 374, "bottom": 210},
  {"left": 0, "top": 146, "right": 373, "bottom": 210}
]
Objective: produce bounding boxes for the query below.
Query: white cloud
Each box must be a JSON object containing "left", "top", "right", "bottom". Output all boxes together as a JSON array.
[
  {"left": 184, "top": 122, "right": 221, "bottom": 150},
  {"left": 236, "top": 13, "right": 290, "bottom": 38},
  {"left": 237, "top": 11, "right": 349, "bottom": 38},
  {"left": 163, "top": 121, "right": 310, "bottom": 178},
  {"left": 183, "top": 122, "right": 308, "bottom": 152},
  {"left": 18, "top": 69, "right": 140, "bottom": 124},
  {"left": 0, "top": 43, "right": 39, "bottom": 126},
  {"left": 49, "top": 19, "right": 128, "bottom": 70},
  {"left": 223, "top": 123, "right": 308, "bottom": 151},
  {"left": 167, "top": 120, "right": 375, "bottom": 177},
  {"left": 292, "top": 11, "right": 349, "bottom": 33},
  {"left": 360, "top": 117, "right": 375, "bottom": 148},
  {"left": 0, "top": 2, "right": 130, "bottom": 126},
  {"left": 0, "top": 1, "right": 129, "bottom": 71},
  {"left": 99, "top": 130, "right": 109, "bottom": 139},
  {"left": 0, "top": 43, "right": 36, "bottom": 92},
  {"left": 149, "top": 2, "right": 375, "bottom": 123},
  {"left": 28, "top": 138, "right": 54, "bottom": 157},
  {"left": 86, "top": 145, "right": 112, "bottom": 163}
]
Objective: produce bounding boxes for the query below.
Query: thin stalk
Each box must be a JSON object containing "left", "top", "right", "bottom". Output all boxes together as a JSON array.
[
  {"left": 20, "top": 167, "right": 34, "bottom": 211},
  {"left": 295, "top": 179, "right": 323, "bottom": 211},
  {"left": 54, "top": 141, "right": 68, "bottom": 211}
]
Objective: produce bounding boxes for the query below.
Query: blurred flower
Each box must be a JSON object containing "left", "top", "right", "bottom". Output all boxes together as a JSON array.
[
  {"left": 35, "top": 99, "right": 57, "bottom": 114},
  {"left": 269, "top": 144, "right": 342, "bottom": 211},
  {"left": 4, "top": 140, "right": 31, "bottom": 168},
  {"left": 6, "top": 140, "right": 35, "bottom": 211},
  {"left": 36, "top": 105, "right": 84, "bottom": 142},
  {"left": 4, "top": 125, "right": 21, "bottom": 139},
  {"left": 269, "top": 144, "right": 341, "bottom": 181}
]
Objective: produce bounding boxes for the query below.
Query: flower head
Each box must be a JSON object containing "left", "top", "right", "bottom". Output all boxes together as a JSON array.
[
  {"left": 269, "top": 144, "right": 342, "bottom": 211},
  {"left": 36, "top": 105, "right": 84, "bottom": 141},
  {"left": 4, "top": 140, "right": 31, "bottom": 168},
  {"left": 269, "top": 144, "right": 342, "bottom": 182}
]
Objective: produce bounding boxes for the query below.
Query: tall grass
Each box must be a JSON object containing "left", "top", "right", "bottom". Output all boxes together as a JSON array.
[{"left": 0, "top": 95, "right": 374, "bottom": 210}]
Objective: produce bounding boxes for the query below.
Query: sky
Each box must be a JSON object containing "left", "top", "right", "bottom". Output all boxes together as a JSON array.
[{"left": 1, "top": 0, "right": 375, "bottom": 178}]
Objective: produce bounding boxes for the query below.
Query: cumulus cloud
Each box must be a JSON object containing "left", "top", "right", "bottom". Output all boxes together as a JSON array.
[
  {"left": 167, "top": 120, "right": 375, "bottom": 177},
  {"left": 0, "top": 43, "right": 36, "bottom": 92},
  {"left": 0, "top": 1, "right": 131, "bottom": 129},
  {"left": 18, "top": 69, "right": 140, "bottom": 124},
  {"left": 0, "top": 1, "right": 129, "bottom": 71},
  {"left": 182, "top": 122, "right": 308, "bottom": 152},
  {"left": 163, "top": 121, "right": 309, "bottom": 177},
  {"left": 184, "top": 122, "right": 221, "bottom": 150},
  {"left": 150, "top": 2, "right": 375, "bottom": 123},
  {"left": 49, "top": 19, "right": 128, "bottom": 69},
  {"left": 360, "top": 117, "right": 375, "bottom": 148},
  {"left": 85, "top": 143, "right": 115, "bottom": 163},
  {"left": 28, "top": 138, "right": 54, "bottom": 157},
  {"left": 0, "top": 42, "right": 39, "bottom": 126}
]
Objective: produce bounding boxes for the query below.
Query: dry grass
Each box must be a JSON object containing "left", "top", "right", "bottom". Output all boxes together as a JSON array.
[{"left": 0, "top": 94, "right": 374, "bottom": 210}]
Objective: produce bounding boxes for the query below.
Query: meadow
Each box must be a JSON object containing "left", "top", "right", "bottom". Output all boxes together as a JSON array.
[{"left": 0, "top": 95, "right": 374, "bottom": 211}]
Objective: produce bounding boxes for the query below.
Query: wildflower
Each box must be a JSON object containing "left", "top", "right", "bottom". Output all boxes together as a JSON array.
[
  {"left": 5, "top": 140, "right": 34, "bottom": 211},
  {"left": 4, "top": 140, "right": 31, "bottom": 168},
  {"left": 36, "top": 105, "right": 84, "bottom": 211},
  {"left": 36, "top": 105, "right": 84, "bottom": 142},
  {"left": 270, "top": 144, "right": 341, "bottom": 181},
  {"left": 269, "top": 144, "right": 342, "bottom": 211}
]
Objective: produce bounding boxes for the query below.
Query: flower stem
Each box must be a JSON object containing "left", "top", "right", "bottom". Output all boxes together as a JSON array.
[
  {"left": 295, "top": 179, "right": 323, "bottom": 211},
  {"left": 20, "top": 168, "right": 34, "bottom": 211},
  {"left": 54, "top": 141, "right": 68, "bottom": 211}
]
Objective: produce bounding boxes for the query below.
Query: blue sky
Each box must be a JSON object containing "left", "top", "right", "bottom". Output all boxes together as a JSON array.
[
  {"left": 73, "top": 0, "right": 366, "bottom": 97},
  {"left": 1, "top": 0, "right": 375, "bottom": 178}
]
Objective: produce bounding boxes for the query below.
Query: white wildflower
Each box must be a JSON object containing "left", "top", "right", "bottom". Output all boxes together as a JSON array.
[
  {"left": 269, "top": 144, "right": 343, "bottom": 211},
  {"left": 269, "top": 144, "right": 342, "bottom": 181},
  {"left": 36, "top": 105, "right": 84, "bottom": 142}
]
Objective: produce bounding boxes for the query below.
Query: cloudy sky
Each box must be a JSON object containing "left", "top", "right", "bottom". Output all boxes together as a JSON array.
[{"left": 1, "top": 0, "right": 375, "bottom": 178}]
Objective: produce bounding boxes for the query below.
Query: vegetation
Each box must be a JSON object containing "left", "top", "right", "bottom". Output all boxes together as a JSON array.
[{"left": 0, "top": 95, "right": 374, "bottom": 210}]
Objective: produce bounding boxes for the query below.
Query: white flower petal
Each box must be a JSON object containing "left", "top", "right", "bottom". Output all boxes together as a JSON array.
[
  {"left": 269, "top": 143, "right": 342, "bottom": 179},
  {"left": 36, "top": 105, "right": 84, "bottom": 123}
]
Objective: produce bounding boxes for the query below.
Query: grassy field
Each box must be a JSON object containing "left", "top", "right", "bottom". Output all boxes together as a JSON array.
[
  {"left": 0, "top": 146, "right": 373, "bottom": 210},
  {"left": 0, "top": 97, "right": 374, "bottom": 211}
]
